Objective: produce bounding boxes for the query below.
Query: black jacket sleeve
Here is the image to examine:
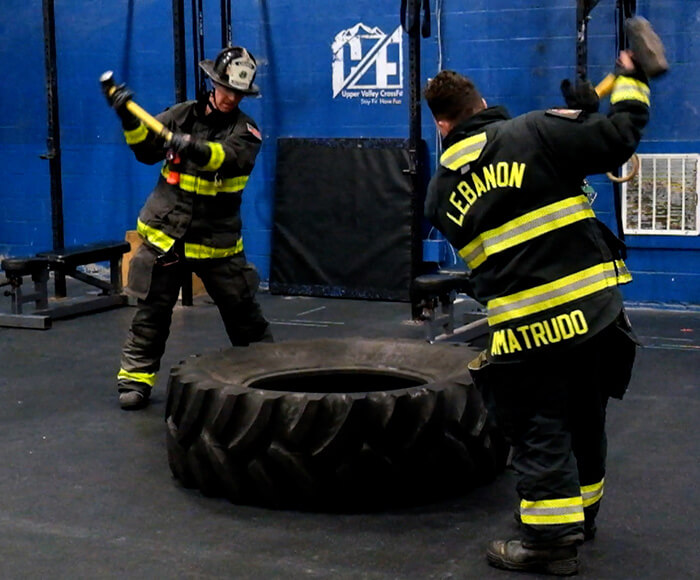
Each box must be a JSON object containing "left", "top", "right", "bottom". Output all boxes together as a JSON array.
[
  {"left": 533, "top": 74, "right": 650, "bottom": 180},
  {"left": 216, "top": 114, "right": 262, "bottom": 175},
  {"left": 124, "top": 107, "right": 173, "bottom": 166}
]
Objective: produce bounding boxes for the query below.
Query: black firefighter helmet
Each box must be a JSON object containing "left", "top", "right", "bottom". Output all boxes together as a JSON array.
[{"left": 199, "top": 46, "right": 260, "bottom": 96}]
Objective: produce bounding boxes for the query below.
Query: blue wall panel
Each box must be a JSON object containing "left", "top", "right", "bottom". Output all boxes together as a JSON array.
[{"left": 0, "top": 0, "right": 698, "bottom": 306}]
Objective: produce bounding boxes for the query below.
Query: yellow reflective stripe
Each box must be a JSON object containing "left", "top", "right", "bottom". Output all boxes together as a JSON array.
[
  {"left": 184, "top": 238, "right": 243, "bottom": 259},
  {"left": 611, "top": 76, "right": 650, "bottom": 106},
  {"left": 136, "top": 218, "right": 176, "bottom": 253},
  {"left": 520, "top": 496, "right": 584, "bottom": 525},
  {"left": 136, "top": 219, "right": 243, "bottom": 259},
  {"left": 522, "top": 513, "right": 585, "bottom": 525},
  {"left": 201, "top": 142, "right": 225, "bottom": 171},
  {"left": 581, "top": 478, "right": 605, "bottom": 508},
  {"left": 180, "top": 174, "right": 248, "bottom": 195},
  {"left": 615, "top": 259, "right": 632, "bottom": 284},
  {"left": 124, "top": 123, "right": 148, "bottom": 145},
  {"left": 487, "top": 262, "right": 623, "bottom": 326},
  {"left": 117, "top": 368, "right": 157, "bottom": 387},
  {"left": 460, "top": 195, "right": 594, "bottom": 269},
  {"left": 440, "top": 132, "right": 488, "bottom": 170},
  {"left": 160, "top": 166, "right": 248, "bottom": 195}
]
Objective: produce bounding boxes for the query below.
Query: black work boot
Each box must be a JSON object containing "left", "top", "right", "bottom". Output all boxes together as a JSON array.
[
  {"left": 513, "top": 510, "right": 597, "bottom": 541},
  {"left": 118, "top": 387, "right": 151, "bottom": 410},
  {"left": 486, "top": 538, "right": 580, "bottom": 576}
]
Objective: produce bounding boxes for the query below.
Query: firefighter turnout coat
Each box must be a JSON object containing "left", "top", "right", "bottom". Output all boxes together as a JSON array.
[
  {"left": 122, "top": 97, "right": 262, "bottom": 297},
  {"left": 425, "top": 74, "right": 650, "bottom": 363}
]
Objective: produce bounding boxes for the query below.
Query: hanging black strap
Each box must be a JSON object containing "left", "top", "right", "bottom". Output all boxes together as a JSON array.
[
  {"left": 401, "top": 0, "right": 431, "bottom": 38},
  {"left": 612, "top": 180, "right": 627, "bottom": 258},
  {"left": 421, "top": 0, "right": 431, "bottom": 38},
  {"left": 576, "top": 0, "right": 601, "bottom": 82},
  {"left": 221, "top": 0, "right": 232, "bottom": 48},
  {"left": 611, "top": 0, "right": 636, "bottom": 257},
  {"left": 192, "top": 0, "right": 206, "bottom": 98},
  {"left": 617, "top": 0, "right": 636, "bottom": 45},
  {"left": 173, "top": 0, "right": 188, "bottom": 102},
  {"left": 586, "top": 0, "right": 601, "bottom": 14},
  {"left": 400, "top": 0, "right": 409, "bottom": 32}
]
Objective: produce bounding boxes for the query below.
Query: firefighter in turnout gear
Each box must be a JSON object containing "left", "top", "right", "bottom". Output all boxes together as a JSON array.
[
  {"left": 423, "top": 50, "right": 649, "bottom": 575},
  {"left": 105, "top": 47, "right": 272, "bottom": 410}
]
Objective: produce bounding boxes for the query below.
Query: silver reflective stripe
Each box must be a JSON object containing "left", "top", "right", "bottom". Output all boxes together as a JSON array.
[
  {"left": 161, "top": 165, "right": 248, "bottom": 195},
  {"left": 520, "top": 496, "right": 584, "bottom": 525},
  {"left": 440, "top": 132, "right": 488, "bottom": 170},
  {"left": 522, "top": 506, "right": 583, "bottom": 517},
  {"left": 615, "top": 260, "right": 632, "bottom": 283},
  {"left": 581, "top": 478, "right": 605, "bottom": 507},
  {"left": 460, "top": 195, "right": 594, "bottom": 269},
  {"left": 487, "top": 262, "right": 621, "bottom": 325}
]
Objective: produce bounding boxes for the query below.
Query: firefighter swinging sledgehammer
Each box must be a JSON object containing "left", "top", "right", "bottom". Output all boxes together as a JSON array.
[
  {"left": 423, "top": 48, "right": 654, "bottom": 575},
  {"left": 102, "top": 47, "right": 272, "bottom": 410}
]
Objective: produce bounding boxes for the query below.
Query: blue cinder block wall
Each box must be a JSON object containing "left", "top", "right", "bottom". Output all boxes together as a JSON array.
[{"left": 0, "top": 0, "right": 698, "bottom": 306}]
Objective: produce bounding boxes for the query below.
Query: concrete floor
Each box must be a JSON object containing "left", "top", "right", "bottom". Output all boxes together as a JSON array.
[{"left": 0, "top": 290, "right": 698, "bottom": 579}]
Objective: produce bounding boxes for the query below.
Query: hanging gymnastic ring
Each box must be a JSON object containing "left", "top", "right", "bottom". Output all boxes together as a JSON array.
[{"left": 606, "top": 153, "right": 640, "bottom": 183}]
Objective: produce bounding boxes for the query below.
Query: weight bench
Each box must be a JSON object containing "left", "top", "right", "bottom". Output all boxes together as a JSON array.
[
  {"left": 0, "top": 240, "right": 130, "bottom": 329},
  {"left": 0, "top": 257, "right": 51, "bottom": 329},
  {"left": 412, "top": 270, "right": 489, "bottom": 344}
]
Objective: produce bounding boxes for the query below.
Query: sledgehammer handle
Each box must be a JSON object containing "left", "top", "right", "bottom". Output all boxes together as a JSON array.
[
  {"left": 99, "top": 71, "right": 174, "bottom": 142},
  {"left": 595, "top": 73, "right": 617, "bottom": 98}
]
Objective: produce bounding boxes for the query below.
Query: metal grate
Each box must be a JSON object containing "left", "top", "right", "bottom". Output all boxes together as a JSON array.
[{"left": 622, "top": 154, "right": 699, "bottom": 236}]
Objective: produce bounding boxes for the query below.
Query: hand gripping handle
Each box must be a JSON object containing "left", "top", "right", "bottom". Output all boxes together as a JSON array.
[{"left": 99, "top": 71, "right": 174, "bottom": 143}]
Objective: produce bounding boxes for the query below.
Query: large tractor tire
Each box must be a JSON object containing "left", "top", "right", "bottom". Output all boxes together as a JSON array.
[{"left": 165, "top": 338, "right": 508, "bottom": 509}]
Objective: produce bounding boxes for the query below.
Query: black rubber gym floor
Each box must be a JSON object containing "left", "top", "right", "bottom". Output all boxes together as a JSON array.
[{"left": 0, "top": 291, "right": 698, "bottom": 579}]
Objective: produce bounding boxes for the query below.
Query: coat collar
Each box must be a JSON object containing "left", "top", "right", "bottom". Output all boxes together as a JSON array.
[{"left": 442, "top": 106, "right": 511, "bottom": 149}]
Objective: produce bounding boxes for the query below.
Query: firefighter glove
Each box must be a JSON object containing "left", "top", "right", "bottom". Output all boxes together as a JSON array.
[
  {"left": 560, "top": 79, "right": 600, "bottom": 113},
  {"left": 167, "top": 132, "right": 192, "bottom": 154},
  {"left": 166, "top": 133, "right": 211, "bottom": 166},
  {"left": 614, "top": 55, "right": 649, "bottom": 85},
  {"left": 106, "top": 83, "right": 139, "bottom": 128}
]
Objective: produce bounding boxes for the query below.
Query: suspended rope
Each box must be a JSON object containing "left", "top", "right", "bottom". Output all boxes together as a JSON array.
[
  {"left": 606, "top": 0, "right": 638, "bottom": 254},
  {"left": 221, "top": 0, "right": 232, "bottom": 48},
  {"left": 172, "top": 0, "right": 187, "bottom": 102},
  {"left": 576, "top": 0, "right": 600, "bottom": 82},
  {"left": 191, "top": 0, "right": 206, "bottom": 99}
]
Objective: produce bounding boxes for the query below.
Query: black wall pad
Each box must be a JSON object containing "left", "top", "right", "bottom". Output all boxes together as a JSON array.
[{"left": 270, "top": 138, "right": 421, "bottom": 302}]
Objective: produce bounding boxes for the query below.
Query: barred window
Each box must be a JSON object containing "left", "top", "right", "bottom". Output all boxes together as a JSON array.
[{"left": 622, "top": 154, "right": 699, "bottom": 236}]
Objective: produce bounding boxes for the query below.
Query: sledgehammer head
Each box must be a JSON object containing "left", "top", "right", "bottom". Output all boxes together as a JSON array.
[
  {"left": 100, "top": 70, "right": 116, "bottom": 95},
  {"left": 626, "top": 16, "right": 669, "bottom": 78}
]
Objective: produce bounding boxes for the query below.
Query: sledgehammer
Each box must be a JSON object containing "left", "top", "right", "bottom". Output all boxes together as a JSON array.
[
  {"left": 595, "top": 16, "right": 668, "bottom": 97},
  {"left": 99, "top": 70, "right": 174, "bottom": 143}
]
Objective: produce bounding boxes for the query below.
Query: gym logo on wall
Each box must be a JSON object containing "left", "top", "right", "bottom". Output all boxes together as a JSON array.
[{"left": 332, "top": 23, "right": 404, "bottom": 105}]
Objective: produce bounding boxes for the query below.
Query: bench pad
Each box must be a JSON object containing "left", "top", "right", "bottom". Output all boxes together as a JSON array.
[
  {"left": 1, "top": 257, "right": 50, "bottom": 277},
  {"left": 37, "top": 241, "right": 130, "bottom": 268}
]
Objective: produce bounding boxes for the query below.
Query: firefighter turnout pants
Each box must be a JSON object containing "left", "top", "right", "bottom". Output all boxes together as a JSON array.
[
  {"left": 479, "top": 316, "right": 636, "bottom": 545},
  {"left": 117, "top": 247, "right": 271, "bottom": 395}
]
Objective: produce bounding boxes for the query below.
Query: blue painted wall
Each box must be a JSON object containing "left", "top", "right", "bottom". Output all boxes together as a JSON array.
[{"left": 1, "top": 0, "right": 698, "bottom": 306}]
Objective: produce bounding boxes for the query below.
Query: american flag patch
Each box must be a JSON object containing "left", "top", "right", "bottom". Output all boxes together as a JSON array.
[
  {"left": 545, "top": 108, "right": 583, "bottom": 120},
  {"left": 246, "top": 123, "right": 262, "bottom": 140}
]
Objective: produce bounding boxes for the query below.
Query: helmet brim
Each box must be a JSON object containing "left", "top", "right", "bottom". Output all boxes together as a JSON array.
[{"left": 199, "top": 60, "right": 260, "bottom": 96}]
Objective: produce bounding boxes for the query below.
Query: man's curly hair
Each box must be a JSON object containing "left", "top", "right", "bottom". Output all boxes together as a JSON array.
[{"left": 424, "top": 70, "right": 484, "bottom": 123}]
